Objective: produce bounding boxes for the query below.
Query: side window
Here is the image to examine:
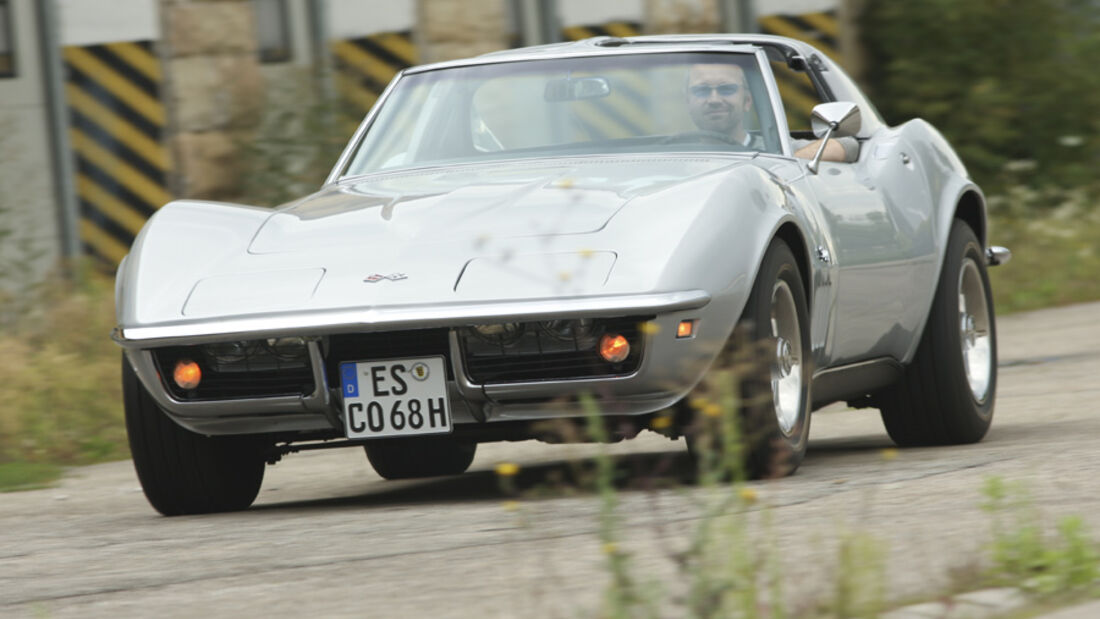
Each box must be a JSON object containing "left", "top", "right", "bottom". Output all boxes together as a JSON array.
[
  {"left": 0, "top": 0, "right": 14, "bottom": 78},
  {"left": 769, "top": 60, "right": 826, "bottom": 137}
]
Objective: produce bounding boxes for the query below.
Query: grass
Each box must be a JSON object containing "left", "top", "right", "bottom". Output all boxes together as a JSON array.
[
  {"left": 987, "top": 187, "right": 1100, "bottom": 314},
  {"left": 0, "top": 461, "right": 63, "bottom": 492},
  {"left": 0, "top": 265, "right": 126, "bottom": 490}
]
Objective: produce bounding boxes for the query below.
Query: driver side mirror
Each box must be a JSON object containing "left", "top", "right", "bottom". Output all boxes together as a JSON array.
[{"left": 807, "top": 101, "right": 861, "bottom": 174}]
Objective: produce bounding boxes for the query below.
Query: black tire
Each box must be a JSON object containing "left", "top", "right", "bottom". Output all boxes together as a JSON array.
[
  {"left": 364, "top": 437, "right": 477, "bottom": 480},
  {"left": 877, "top": 220, "right": 996, "bottom": 446},
  {"left": 687, "top": 239, "right": 812, "bottom": 478},
  {"left": 122, "top": 355, "right": 267, "bottom": 516}
]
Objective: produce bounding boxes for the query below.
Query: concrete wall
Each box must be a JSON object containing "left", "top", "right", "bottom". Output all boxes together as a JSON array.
[
  {"left": 0, "top": 0, "right": 63, "bottom": 282},
  {"left": 159, "top": 0, "right": 263, "bottom": 200}
]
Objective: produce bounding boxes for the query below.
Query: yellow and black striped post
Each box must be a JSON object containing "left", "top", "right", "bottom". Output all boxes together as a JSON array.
[
  {"left": 62, "top": 40, "right": 170, "bottom": 268},
  {"left": 331, "top": 31, "right": 418, "bottom": 116},
  {"left": 758, "top": 11, "right": 841, "bottom": 126}
]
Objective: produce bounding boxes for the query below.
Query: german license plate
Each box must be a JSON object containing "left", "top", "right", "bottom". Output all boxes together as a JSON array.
[{"left": 339, "top": 357, "right": 452, "bottom": 439}]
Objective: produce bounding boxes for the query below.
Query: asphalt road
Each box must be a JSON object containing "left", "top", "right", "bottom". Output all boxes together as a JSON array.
[{"left": 3, "top": 301, "right": 1099, "bottom": 617}]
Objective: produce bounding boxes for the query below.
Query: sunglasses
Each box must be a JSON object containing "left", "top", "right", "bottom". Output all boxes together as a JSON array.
[{"left": 689, "top": 84, "right": 741, "bottom": 98}]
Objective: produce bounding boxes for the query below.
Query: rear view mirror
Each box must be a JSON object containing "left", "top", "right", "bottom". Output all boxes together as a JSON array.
[
  {"left": 811, "top": 101, "right": 861, "bottom": 139},
  {"left": 544, "top": 77, "right": 611, "bottom": 102},
  {"left": 807, "top": 101, "right": 861, "bottom": 174}
]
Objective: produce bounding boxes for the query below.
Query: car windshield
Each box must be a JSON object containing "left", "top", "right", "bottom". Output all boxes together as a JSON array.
[{"left": 342, "top": 51, "right": 782, "bottom": 177}]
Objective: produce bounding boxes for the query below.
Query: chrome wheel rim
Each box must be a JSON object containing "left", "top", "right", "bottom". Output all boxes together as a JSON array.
[
  {"left": 958, "top": 258, "right": 992, "bottom": 403},
  {"left": 770, "top": 280, "right": 803, "bottom": 435}
]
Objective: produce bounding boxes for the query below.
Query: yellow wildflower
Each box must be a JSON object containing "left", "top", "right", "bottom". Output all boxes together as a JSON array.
[
  {"left": 739, "top": 487, "right": 758, "bottom": 504},
  {"left": 495, "top": 462, "right": 520, "bottom": 477}
]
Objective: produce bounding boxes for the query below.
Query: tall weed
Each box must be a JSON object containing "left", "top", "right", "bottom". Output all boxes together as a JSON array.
[{"left": 0, "top": 266, "right": 125, "bottom": 466}]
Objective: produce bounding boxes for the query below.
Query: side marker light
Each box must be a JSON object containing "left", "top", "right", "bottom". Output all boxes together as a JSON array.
[
  {"left": 676, "top": 320, "right": 696, "bottom": 339},
  {"left": 599, "top": 334, "right": 630, "bottom": 363},
  {"left": 173, "top": 359, "right": 202, "bottom": 390}
]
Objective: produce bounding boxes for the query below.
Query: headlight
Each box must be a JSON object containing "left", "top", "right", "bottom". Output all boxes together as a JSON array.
[
  {"left": 538, "top": 319, "right": 596, "bottom": 344},
  {"left": 202, "top": 337, "right": 308, "bottom": 372},
  {"left": 469, "top": 323, "right": 524, "bottom": 344},
  {"left": 264, "top": 337, "right": 308, "bottom": 361},
  {"left": 205, "top": 340, "right": 261, "bottom": 365}
]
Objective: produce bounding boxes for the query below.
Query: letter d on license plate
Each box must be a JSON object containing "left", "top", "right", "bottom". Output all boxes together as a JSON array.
[{"left": 339, "top": 357, "right": 452, "bottom": 439}]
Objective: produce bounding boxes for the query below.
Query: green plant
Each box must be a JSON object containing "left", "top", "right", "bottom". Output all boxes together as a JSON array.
[
  {"left": 986, "top": 184, "right": 1100, "bottom": 313},
  {"left": 859, "top": 0, "right": 1100, "bottom": 195},
  {"left": 0, "top": 265, "right": 126, "bottom": 486},
  {"left": 237, "top": 67, "right": 361, "bottom": 207},
  {"left": 981, "top": 476, "right": 1100, "bottom": 595}
]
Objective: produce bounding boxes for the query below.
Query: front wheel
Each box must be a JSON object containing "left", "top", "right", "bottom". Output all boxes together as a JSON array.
[
  {"left": 123, "top": 355, "right": 268, "bottom": 516},
  {"left": 877, "top": 219, "right": 996, "bottom": 445},
  {"left": 364, "top": 436, "right": 477, "bottom": 480},
  {"left": 686, "top": 239, "right": 812, "bottom": 478}
]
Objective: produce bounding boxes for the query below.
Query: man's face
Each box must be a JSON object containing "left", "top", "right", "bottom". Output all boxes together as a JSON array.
[{"left": 686, "top": 64, "right": 753, "bottom": 137}]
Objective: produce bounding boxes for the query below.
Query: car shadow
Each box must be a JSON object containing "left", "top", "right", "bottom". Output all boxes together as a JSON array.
[
  {"left": 250, "top": 448, "right": 699, "bottom": 513},
  {"left": 250, "top": 419, "right": 1051, "bottom": 515}
]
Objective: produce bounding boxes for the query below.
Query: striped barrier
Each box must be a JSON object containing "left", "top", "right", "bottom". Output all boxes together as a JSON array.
[
  {"left": 331, "top": 31, "right": 418, "bottom": 115},
  {"left": 62, "top": 40, "right": 170, "bottom": 267},
  {"left": 758, "top": 11, "right": 840, "bottom": 129}
]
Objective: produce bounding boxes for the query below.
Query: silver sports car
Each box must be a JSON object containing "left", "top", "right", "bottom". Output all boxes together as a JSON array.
[{"left": 114, "top": 34, "right": 1010, "bottom": 515}]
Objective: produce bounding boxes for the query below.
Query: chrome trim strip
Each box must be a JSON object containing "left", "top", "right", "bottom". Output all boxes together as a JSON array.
[
  {"left": 482, "top": 369, "right": 645, "bottom": 400},
  {"left": 448, "top": 330, "right": 488, "bottom": 421},
  {"left": 401, "top": 44, "right": 763, "bottom": 75},
  {"left": 114, "top": 290, "right": 711, "bottom": 347},
  {"left": 326, "top": 68, "right": 406, "bottom": 184},
  {"left": 754, "top": 47, "right": 794, "bottom": 158},
  {"left": 125, "top": 347, "right": 337, "bottom": 424}
]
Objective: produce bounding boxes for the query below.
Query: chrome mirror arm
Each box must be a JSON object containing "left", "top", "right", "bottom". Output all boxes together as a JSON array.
[{"left": 807, "top": 123, "right": 835, "bottom": 175}]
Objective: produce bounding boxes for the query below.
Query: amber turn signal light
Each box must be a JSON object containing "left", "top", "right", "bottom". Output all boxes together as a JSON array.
[
  {"left": 173, "top": 359, "right": 202, "bottom": 390},
  {"left": 599, "top": 333, "right": 630, "bottom": 363},
  {"left": 676, "top": 320, "right": 695, "bottom": 338}
]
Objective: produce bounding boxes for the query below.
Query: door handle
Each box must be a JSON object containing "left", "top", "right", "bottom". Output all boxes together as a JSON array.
[{"left": 900, "top": 152, "right": 911, "bottom": 165}]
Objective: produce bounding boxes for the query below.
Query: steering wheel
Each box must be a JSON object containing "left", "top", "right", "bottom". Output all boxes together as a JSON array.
[{"left": 657, "top": 130, "right": 751, "bottom": 150}]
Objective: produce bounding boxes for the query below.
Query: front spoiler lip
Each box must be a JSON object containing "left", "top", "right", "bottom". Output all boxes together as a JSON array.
[{"left": 112, "top": 290, "right": 712, "bottom": 348}]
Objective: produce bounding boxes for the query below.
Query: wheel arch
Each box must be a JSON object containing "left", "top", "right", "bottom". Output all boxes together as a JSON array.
[
  {"left": 954, "top": 189, "right": 986, "bottom": 245},
  {"left": 773, "top": 221, "right": 813, "bottom": 313}
]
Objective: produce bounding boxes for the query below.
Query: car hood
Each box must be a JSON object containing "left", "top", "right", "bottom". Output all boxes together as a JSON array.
[
  {"left": 248, "top": 158, "right": 740, "bottom": 254},
  {"left": 124, "top": 155, "right": 763, "bottom": 328}
]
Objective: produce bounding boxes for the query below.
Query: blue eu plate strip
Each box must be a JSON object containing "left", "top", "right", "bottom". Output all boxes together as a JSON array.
[{"left": 340, "top": 363, "right": 359, "bottom": 398}]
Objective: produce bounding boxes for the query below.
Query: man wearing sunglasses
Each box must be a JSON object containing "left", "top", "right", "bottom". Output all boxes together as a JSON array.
[{"left": 686, "top": 64, "right": 855, "bottom": 162}]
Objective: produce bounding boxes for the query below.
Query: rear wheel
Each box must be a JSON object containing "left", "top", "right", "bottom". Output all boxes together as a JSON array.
[
  {"left": 877, "top": 220, "right": 996, "bottom": 445},
  {"left": 686, "top": 239, "right": 812, "bottom": 478},
  {"left": 123, "top": 355, "right": 267, "bottom": 516},
  {"left": 364, "top": 437, "right": 477, "bottom": 480}
]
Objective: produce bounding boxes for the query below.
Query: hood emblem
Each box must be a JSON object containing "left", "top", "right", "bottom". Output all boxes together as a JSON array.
[{"left": 364, "top": 273, "right": 407, "bottom": 283}]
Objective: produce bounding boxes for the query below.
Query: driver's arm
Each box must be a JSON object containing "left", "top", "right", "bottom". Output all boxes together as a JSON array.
[{"left": 792, "top": 137, "right": 859, "bottom": 162}]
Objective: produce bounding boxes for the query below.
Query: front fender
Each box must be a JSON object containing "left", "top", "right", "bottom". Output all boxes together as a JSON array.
[{"left": 116, "top": 200, "right": 273, "bottom": 331}]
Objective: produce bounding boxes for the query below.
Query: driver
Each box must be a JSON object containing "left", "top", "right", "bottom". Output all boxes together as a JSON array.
[
  {"left": 686, "top": 63, "right": 856, "bottom": 162},
  {"left": 686, "top": 64, "right": 765, "bottom": 150}
]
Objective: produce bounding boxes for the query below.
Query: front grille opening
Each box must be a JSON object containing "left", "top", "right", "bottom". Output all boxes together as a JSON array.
[
  {"left": 153, "top": 338, "right": 314, "bottom": 401},
  {"left": 325, "top": 328, "right": 454, "bottom": 387},
  {"left": 460, "top": 316, "right": 650, "bottom": 384}
]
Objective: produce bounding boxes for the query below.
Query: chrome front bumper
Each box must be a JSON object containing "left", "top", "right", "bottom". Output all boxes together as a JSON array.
[{"left": 122, "top": 296, "right": 719, "bottom": 437}]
